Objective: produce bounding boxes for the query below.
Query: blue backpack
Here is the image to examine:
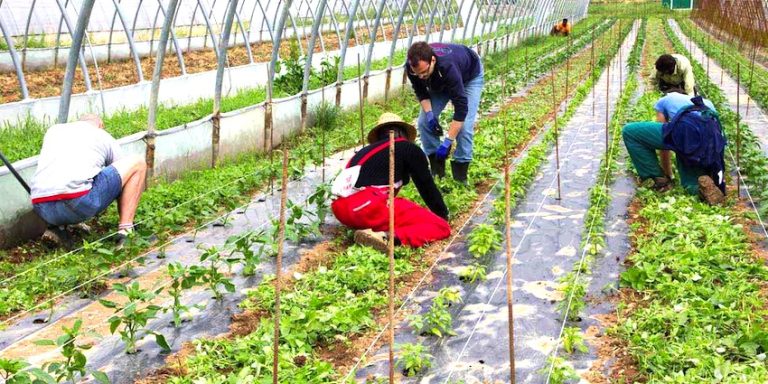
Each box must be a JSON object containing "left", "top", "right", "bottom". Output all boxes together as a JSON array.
[{"left": 661, "top": 96, "right": 727, "bottom": 192}]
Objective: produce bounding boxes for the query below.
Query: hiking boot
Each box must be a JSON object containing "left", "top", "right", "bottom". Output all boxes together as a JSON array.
[
  {"left": 643, "top": 177, "right": 672, "bottom": 192},
  {"left": 428, "top": 154, "right": 446, "bottom": 178},
  {"left": 451, "top": 161, "right": 470, "bottom": 185},
  {"left": 354, "top": 229, "right": 389, "bottom": 253},
  {"left": 698, "top": 175, "right": 725, "bottom": 205}
]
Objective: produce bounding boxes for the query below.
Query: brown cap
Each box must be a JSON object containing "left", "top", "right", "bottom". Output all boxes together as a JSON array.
[{"left": 367, "top": 112, "right": 417, "bottom": 144}]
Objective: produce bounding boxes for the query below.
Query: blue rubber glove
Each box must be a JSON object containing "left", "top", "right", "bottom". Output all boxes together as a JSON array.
[
  {"left": 425, "top": 111, "right": 442, "bottom": 136},
  {"left": 435, "top": 138, "right": 453, "bottom": 160}
]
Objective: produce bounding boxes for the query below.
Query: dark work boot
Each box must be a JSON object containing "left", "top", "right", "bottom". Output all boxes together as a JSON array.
[
  {"left": 428, "top": 154, "right": 446, "bottom": 178},
  {"left": 451, "top": 161, "right": 470, "bottom": 185}
]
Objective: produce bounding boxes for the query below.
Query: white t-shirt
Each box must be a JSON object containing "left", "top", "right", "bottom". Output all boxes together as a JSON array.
[{"left": 31, "top": 121, "right": 122, "bottom": 202}]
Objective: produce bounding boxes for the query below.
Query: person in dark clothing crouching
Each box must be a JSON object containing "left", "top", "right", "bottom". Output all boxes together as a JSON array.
[
  {"left": 331, "top": 112, "right": 451, "bottom": 252},
  {"left": 406, "top": 41, "right": 484, "bottom": 184}
]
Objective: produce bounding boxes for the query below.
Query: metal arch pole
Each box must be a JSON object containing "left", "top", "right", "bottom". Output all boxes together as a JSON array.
[
  {"left": 381, "top": 0, "right": 396, "bottom": 40},
  {"left": 188, "top": 0, "right": 201, "bottom": 53},
  {"left": 107, "top": 5, "right": 120, "bottom": 63},
  {"left": 212, "top": 0, "right": 240, "bottom": 168},
  {"left": 57, "top": 0, "right": 96, "bottom": 124},
  {"left": 436, "top": 0, "right": 450, "bottom": 42},
  {"left": 111, "top": 0, "right": 145, "bottom": 82},
  {"left": 364, "top": 0, "right": 388, "bottom": 76},
  {"left": 325, "top": 0, "right": 343, "bottom": 48},
  {"left": 300, "top": 0, "right": 327, "bottom": 133},
  {"left": 247, "top": 0, "right": 259, "bottom": 42},
  {"left": 197, "top": 0, "right": 222, "bottom": 59},
  {"left": 334, "top": 0, "right": 361, "bottom": 106},
  {"left": 424, "top": 0, "right": 439, "bottom": 42},
  {"left": 469, "top": 0, "right": 484, "bottom": 48},
  {"left": 54, "top": 0, "right": 70, "bottom": 68},
  {"left": 146, "top": 0, "right": 181, "bottom": 181},
  {"left": 356, "top": 0, "right": 374, "bottom": 46},
  {"left": 408, "top": 0, "right": 426, "bottom": 46},
  {"left": 22, "top": 0, "right": 38, "bottom": 68},
  {"left": 0, "top": 17, "right": 29, "bottom": 99},
  {"left": 234, "top": 5, "right": 254, "bottom": 62},
  {"left": 270, "top": 0, "right": 284, "bottom": 47},
  {"left": 156, "top": 0, "right": 187, "bottom": 75},
  {"left": 387, "top": 0, "right": 409, "bottom": 68},
  {"left": 131, "top": 0, "right": 144, "bottom": 39},
  {"left": 54, "top": 0, "right": 93, "bottom": 91},
  {"left": 450, "top": 0, "right": 467, "bottom": 42},
  {"left": 299, "top": 0, "right": 315, "bottom": 52},
  {"left": 149, "top": 5, "right": 162, "bottom": 60},
  {"left": 265, "top": 0, "right": 294, "bottom": 142},
  {"left": 481, "top": 0, "right": 504, "bottom": 52},
  {"left": 338, "top": 0, "right": 360, "bottom": 47},
  {"left": 255, "top": 0, "right": 276, "bottom": 47},
  {"left": 286, "top": 5, "right": 305, "bottom": 57}
]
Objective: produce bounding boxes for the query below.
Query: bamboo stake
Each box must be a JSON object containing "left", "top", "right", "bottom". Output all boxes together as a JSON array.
[
  {"left": 736, "top": 63, "right": 741, "bottom": 196},
  {"left": 746, "top": 42, "right": 756, "bottom": 116},
  {"left": 503, "top": 97, "right": 516, "bottom": 384},
  {"left": 551, "top": 66, "right": 561, "bottom": 201},
  {"left": 358, "top": 53, "right": 365, "bottom": 149},
  {"left": 272, "top": 148, "right": 289, "bottom": 384},
  {"left": 387, "top": 129, "right": 396, "bottom": 383},
  {"left": 592, "top": 26, "right": 595, "bottom": 117},
  {"left": 566, "top": 32, "right": 570, "bottom": 102},
  {"left": 606, "top": 57, "right": 610, "bottom": 153}
]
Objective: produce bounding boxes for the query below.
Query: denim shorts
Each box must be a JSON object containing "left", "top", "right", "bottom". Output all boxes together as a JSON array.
[{"left": 34, "top": 165, "right": 123, "bottom": 226}]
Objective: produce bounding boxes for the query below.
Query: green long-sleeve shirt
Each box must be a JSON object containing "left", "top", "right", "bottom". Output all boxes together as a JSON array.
[{"left": 652, "top": 54, "right": 696, "bottom": 95}]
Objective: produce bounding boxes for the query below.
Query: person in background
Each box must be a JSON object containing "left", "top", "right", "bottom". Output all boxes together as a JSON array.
[
  {"left": 652, "top": 54, "right": 696, "bottom": 96},
  {"left": 550, "top": 18, "right": 572, "bottom": 36},
  {"left": 406, "top": 41, "right": 484, "bottom": 185},
  {"left": 622, "top": 89, "right": 725, "bottom": 205},
  {"left": 31, "top": 114, "right": 147, "bottom": 247},
  {"left": 331, "top": 113, "right": 451, "bottom": 252}
]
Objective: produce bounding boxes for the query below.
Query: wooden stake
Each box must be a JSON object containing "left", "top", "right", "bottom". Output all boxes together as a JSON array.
[
  {"left": 606, "top": 59, "right": 610, "bottom": 153},
  {"left": 551, "top": 66, "right": 561, "bottom": 201},
  {"left": 503, "top": 105, "right": 516, "bottom": 384},
  {"left": 736, "top": 63, "right": 741, "bottom": 196},
  {"left": 706, "top": 32, "right": 711, "bottom": 78},
  {"left": 272, "top": 148, "right": 289, "bottom": 384},
  {"left": 592, "top": 27, "right": 596, "bottom": 117},
  {"left": 387, "top": 129, "right": 396, "bottom": 384},
  {"left": 358, "top": 53, "right": 365, "bottom": 148},
  {"left": 566, "top": 33, "right": 571, "bottom": 102},
  {"left": 746, "top": 42, "right": 756, "bottom": 116}
]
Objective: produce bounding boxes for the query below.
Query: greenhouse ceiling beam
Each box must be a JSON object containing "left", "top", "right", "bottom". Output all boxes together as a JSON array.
[
  {"left": 300, "top": 0, "right": 328, "bottom": 95},
  {"left": 156, "top": 0, "right": 187, "bottom": 75},
  {"left": 57, "top": 0, "right": 96, "bottom": 123},
  {"left": 111, "top": 0, "right": 145, "bottom": 82},
  {"left": 54, "top": 0, "right": 93, "bottom": 92},
  {"left": 334, "top": 0, "right": 361, "bottom": 85},
  {"left": 0, "top": 12, "right": 29, "bottom": 99},
  {"left": 212, "top": 0, "right": 240, "bottom": 167},
  {"left": 146, "top": 0, "right": 181, "bottom": 180}
]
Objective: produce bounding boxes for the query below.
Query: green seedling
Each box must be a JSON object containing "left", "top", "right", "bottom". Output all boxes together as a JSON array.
[
  {"left": 540, "top": 356, "right": 579, "bottom": 384},
  {"left": 165, "top": 263, "right": 199, "bottom": 327},
  {"left": 408, "top": 287, "right": 462, "bottom": 338},
  {"left": 556, "top": 272, "right": 587, "bottom": 321},
  {"left": 0, "top": 357, "right": 56, "bottom": 384},
  {"left": 467, "top": 224, "right": 503, "bottom": 258},
  {"left": 190, "top": 246, "right": 235, "bottom": 301},
  {"left": 34, "top": 319, "right": 109, "bottom": 383},
  {"left": 271, "top": 200, "right": 320, "bottom": 245},
  {"left": 308, "top": 182, "right": 333, "bottom": 226},
  {"left": 398, "top": 343, "right": 433, "bottom": 377},
  {"left": 458, "top": 263, "right": 487, "bottom": 283},
  {"left": 562, "top": 327, "right": 588, "bottom": 354},
  {"left": 99, "top": 282, "right": 170, "bottom": 354},
  {"left": 226, "top": 230, "right": 270, "bottom": 276}
]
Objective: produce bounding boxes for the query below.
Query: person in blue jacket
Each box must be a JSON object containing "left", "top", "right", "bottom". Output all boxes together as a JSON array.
[{"left": 406, "top": 41, "right": 484, "bottom": 184}]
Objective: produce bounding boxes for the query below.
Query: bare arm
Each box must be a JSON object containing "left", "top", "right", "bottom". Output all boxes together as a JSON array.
[{"left": 420, "top": 99, "right": 432, "bottom": 113}]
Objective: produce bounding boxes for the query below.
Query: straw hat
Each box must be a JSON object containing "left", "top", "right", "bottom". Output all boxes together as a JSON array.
[{"left": 367, "top": 112, "right": 417, "bottom": 144}]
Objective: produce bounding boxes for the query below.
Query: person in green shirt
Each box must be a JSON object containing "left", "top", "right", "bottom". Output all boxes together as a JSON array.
[{"left": 652, "top": 54, "right": 696, "bottom": 96}]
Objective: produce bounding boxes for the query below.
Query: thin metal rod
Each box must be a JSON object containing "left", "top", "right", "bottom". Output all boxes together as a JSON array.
[
  {"left": 358, "top": 53, "right": 365, "bottom": 147},
  {"left": 111, "top": 0, "right": 144, "bottom": 82},
  {"left": 0, "top": 16, "right": 29, "bottom": 99},
  {"left": 273, "top": 148, "right": 289, "bottom": 384},
  {"left": 387, "top": 129, "right": 396, "bottom": 384},
  {"left": 57, "top": 0, "right": 96, "bottom": 124},
  {"left": 0, "top": 150, "right": 31, "bottom": 194}
]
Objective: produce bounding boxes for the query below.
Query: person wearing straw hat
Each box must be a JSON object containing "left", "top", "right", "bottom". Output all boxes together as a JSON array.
[
  {"left": 406, "top": 41, "right": 484, "bottom": 184},
  {"left": 331, "top": 112, "right": 451, "bottom": 252},
  {"left": 30, "top": 114, "right": 147, "bottom": 247}
]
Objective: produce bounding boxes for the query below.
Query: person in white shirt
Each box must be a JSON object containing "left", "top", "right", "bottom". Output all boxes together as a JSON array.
[{"left": 30, "top": 114, "right": 147, "bottom": 245}]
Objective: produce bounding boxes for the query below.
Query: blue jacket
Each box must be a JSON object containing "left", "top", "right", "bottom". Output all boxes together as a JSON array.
[{"left": 406, "top": 43, "right": 482, "bottom": 122}]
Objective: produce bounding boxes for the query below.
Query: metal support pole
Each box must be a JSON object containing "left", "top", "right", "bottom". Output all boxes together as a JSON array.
[
  {"left": 212, "top": 0, "right": 240, "bottom": 168},
  {"left": 0, "top": 17, "right": 30, "bottom": 99},
  {"left": 145, "top": 0, "right": 180, "bottom": 181},
  {"left": 111, "top": 0, "right": 145, "bottom": 82},
  {"left": 57, "top": 0, "right": 96, "bottom": 124},
  {"left": 0, "top": 150, "right": 31, "bottom": 194}
]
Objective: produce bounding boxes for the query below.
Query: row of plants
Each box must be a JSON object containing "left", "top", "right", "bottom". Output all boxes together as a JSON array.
[
  {"left": 140, "top": 19, "right": 632, "bottom": 383},
  {"left": 663, "top": 20, "right": 768, "bottom": 218},
  {"left": 677, "top": 18, "right": 768, "bottom": 113},
  {"left": 0, "top": 15, "right": 609, "bottom": 320},
  {"left": 607, "top": 17, "right": 768, "bottom": 383},
  {"left": 0, "top": 17, "right": 613, "bottom": 383},
  {"left": 543, "top": 18, "right": 647, "bottom": 384}
]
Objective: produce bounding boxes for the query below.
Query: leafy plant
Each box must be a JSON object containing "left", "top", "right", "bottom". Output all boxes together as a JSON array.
[
  {"left": 190, "top": 246, "right": 236, "bottom": 300},
  {"left": 467, "top": 224, "right": 503, "bottom": 258},
  {"left": 540, "top": 356, "right": 579, "bottom": 384},
  {"left": 308, "top": 183, "right": 333, "bottom": 226},
  {"left": 458, "top": 263, "right": 487, "bottom": 283},
  {"left": 556, "top": 272, "right": 587, "bottom": 321},
  {"left": 226, "top": 230, "right": 270, "bottom": 276},
  {"left": 99, "top": 282, "right": 170, "bottom": 354},
  {"left": 408, "top": 287, "right": 462, "bottom": 337},
  {"left": 165, "top": 262, "right": 198, "bottom": 327},
  {"left": 397, "top": 343, "right": 432, "bottom": 377},
  {"left": 34, "top": 319, "right": 109, "bottom": 383},
  {"left": 562, "top": 327, "right": 588, "bottom": 354},
  {"left": 271, "top": 200, "right": 321, "bottom": 244}
]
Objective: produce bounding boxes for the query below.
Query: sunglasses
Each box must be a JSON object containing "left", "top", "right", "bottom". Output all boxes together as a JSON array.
[{"left": 408, "top": 58, "right": 435, "bottom": 79}]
